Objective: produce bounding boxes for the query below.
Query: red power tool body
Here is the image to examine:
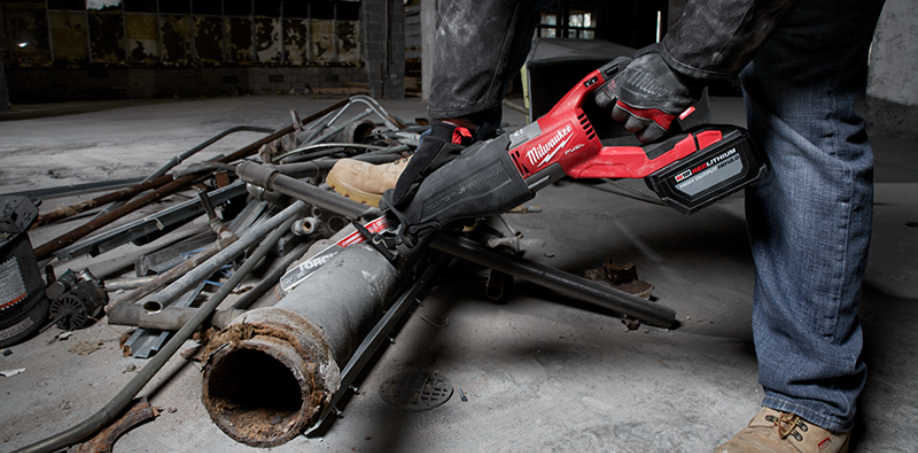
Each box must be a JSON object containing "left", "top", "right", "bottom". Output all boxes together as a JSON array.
[{"left": 382, "top": 61, "right": 766, "bottom": 244}]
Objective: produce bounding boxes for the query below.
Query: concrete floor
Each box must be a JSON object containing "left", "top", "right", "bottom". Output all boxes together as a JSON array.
[{"left": 0, "top": 94, "right": 916, "bottom": 452}]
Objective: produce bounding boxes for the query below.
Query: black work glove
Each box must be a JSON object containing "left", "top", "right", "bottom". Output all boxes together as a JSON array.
[
  {"left": 594, "top": 47, "right": 704, "bottom": 144},
  {"left": 387, "top": 121, "right": 473, "bottom": 208}
]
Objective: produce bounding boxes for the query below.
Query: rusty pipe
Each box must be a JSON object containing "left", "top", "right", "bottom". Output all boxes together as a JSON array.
[
  {"left": 32, "top": 175, "right": 174, "bottom": 228},
  {"left": 33, "top": 175, "right": 198, "bottom": 261},
  {"left": 201, "top": 243, "right": 405, "bottom": 447}
]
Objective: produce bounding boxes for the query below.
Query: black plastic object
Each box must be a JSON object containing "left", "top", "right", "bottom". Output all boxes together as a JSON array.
[
  {"left": 381, "top": 135, "right": 534, "bottom": 246},
  {"left": 48, "top": 280, "right": 108, "bottom": 331},
  {"left": 0, "top": 196, "right": 49, "bottom": 347},
  {"left": 644, "top": 127, "right": 766, "bottom": 214}
]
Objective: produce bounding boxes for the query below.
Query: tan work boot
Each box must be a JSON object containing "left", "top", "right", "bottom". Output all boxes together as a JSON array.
[
  {"left": 715, "top": 407, "right": 850, "bottom": 453},
  {"left": 326, "top": 156, "right": 411, "bottom": 207}
]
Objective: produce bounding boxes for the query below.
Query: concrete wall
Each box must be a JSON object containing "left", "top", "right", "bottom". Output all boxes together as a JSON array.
[
  {"left": 866, "top": 0, "right": 918, "bottom": 139},
  {"left": 5, "top": 66, "right": 365, "bottom": 101}
]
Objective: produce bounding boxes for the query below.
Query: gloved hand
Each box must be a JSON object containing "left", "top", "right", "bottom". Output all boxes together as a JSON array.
[
  {"left": 386, "top": 121, "right": 473, "bottom": 208},
  {"left": 594, "top": 47, "right": 704, "bottom": 144}
]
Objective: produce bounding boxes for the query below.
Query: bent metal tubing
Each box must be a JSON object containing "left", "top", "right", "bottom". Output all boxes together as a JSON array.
[{"left": 13, "top": 201, "right": 306, "bottom": 453}]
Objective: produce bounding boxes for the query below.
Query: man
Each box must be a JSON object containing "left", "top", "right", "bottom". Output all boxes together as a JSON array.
[{"left": 329, "top": 0, "right": 886, "bottom": 450}]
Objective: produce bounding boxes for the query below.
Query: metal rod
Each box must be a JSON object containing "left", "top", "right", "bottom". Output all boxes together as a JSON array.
[
  {"left": 144, "top": 202, "right": 306, "bottom": 309},
  {"left": 12, "top": 202, "right": 305, "bottom": 453},
  {"left": 430, "top": 233, "right": 677, "bottom": 328},
  {"left": 33, "top": 176, "right": 197, "bottom": 261},
  {"left": 1, "top": 178, "right": 145, "bottom": 200},
  {"left": 31, "top": 175, "right": 174, "bottom": 228},
  {"left": 107, "top": 304, "right": 246, "bottom": 331},
  {"left": 236, "top": 161, "right": 371, "bottom": 219},
  {"left": 97, "top": 125, "right": 276, "bottom": 217},
  {"left": 109, "top": 232, "right": 235, "bottom": 310},
  {"left": 34, "top": 102, "right": 348, "bottom": 261}
]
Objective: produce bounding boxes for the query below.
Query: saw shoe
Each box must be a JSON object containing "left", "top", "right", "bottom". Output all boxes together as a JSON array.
[
  {"left": 326, "top": 156, "right": 411, "bottom": 207},
  {"left": 715, "top": 407, "right": 850, "bottom": 453}
]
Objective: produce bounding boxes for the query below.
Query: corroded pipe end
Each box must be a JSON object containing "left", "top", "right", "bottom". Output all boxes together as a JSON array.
[{"left": 201, "top": 319, "right": 338, "bottom": 447}]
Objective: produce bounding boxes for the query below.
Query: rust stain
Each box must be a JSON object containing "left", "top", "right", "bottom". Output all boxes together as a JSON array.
[{"left": 203, "top": 322, "right": 329, "bottom": 447}]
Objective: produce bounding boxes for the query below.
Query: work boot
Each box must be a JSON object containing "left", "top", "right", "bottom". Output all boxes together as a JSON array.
[
  {"left": 715, "top": 407, "right": 850, "bottom": 453},
  {"left": 326, "top": 156, "right": 411, "bottom": 207}
]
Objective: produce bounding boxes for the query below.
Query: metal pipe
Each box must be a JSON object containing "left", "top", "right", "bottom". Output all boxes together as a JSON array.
[
  {"left": 35, "top": 102, "right": 348, "bottom": 262},
  {"left": 485, "top": 268, "right": 511, "bottom": 302},
  {"left": 107, "top": 304, "right": 246, "bottom": 331},
  {"left": 430, "top": 233, "right": 677, "bottom": 328},
  {"left": 236, "top": 161, "right": 371, "bottom": 219},
  {"left": 101, "top": 276, "right": 158, "bottom": 292},
  {"left": 144, "top": 202, "right": 307, "bottom": 310},
  {"left": 109, "top": 230, "right": 236, "bottom": 310},
  {"left": 201, "top": 242, "right": 405, "bottom": 447},
  {"left": 2, "top": 177, "right": 144, "bottom": 201},
  {"left": 13, "top": 202, "right": 304, "bottom": 453},
  {"left": 32, "top": 175, "right": 175, "bottom": 228},
  {"left": 33, "top": 175, "right": 198, "bottom": 261}
]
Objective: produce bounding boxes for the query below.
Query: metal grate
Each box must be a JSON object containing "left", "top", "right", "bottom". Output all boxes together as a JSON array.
[{"left": 378, "top": 372, "right": 453, "bottom": 411}]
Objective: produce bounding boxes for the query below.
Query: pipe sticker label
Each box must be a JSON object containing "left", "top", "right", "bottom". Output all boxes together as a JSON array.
[
  {"left": 0, "top": 258, "right": 27, "bottom": 311},
  {"left": 279, "top": 216, "right": 390, "bottom": 293}
]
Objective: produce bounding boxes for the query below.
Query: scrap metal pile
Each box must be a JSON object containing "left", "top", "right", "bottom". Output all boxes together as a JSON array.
[{"left": 3, "top": 96, "right": 676, "bottom": 453}]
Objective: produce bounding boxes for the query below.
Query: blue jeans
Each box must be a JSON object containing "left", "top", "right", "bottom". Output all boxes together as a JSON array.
[{"left": 740, "top": 0, "right": 885, "bottom": 432}]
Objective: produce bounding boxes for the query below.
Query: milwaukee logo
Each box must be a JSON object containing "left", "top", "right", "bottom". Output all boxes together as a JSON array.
[{"left": 527, "top": 125, "right": 573, "bottom": 167}]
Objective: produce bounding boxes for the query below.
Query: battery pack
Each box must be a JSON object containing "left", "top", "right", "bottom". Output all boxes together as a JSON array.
[{"left": 645, "top": 127, "right": 766, "bottom": 215}]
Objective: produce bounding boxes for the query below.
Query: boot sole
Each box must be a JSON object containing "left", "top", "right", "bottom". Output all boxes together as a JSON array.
[{"left": 326, "top": 172, "right": 384, "bottom": 207}]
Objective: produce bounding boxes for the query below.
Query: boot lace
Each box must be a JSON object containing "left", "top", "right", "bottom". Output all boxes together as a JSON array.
[{"left": 766, "top": 412, "right": 809, "bottom": 442}]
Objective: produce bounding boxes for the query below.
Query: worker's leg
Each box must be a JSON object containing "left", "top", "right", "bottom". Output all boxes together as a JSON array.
[
  {"left": 428, "top": 0, "right": 551, "bottom": 136},
  {"left": 739, "top": 0, "right": 885, "bottom": 432},
  {"left": 329, "top": 0, "right": 550, "bottom": 206}
]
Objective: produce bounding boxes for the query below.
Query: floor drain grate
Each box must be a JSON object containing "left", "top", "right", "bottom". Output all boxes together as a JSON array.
[{"left": 378, "top": 372, "right": 453, "bottom": 411}]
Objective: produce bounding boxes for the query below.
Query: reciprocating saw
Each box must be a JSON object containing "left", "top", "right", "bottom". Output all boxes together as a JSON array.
[{"left": 381, "top": 58, "right": 767, "bottom": 246}]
